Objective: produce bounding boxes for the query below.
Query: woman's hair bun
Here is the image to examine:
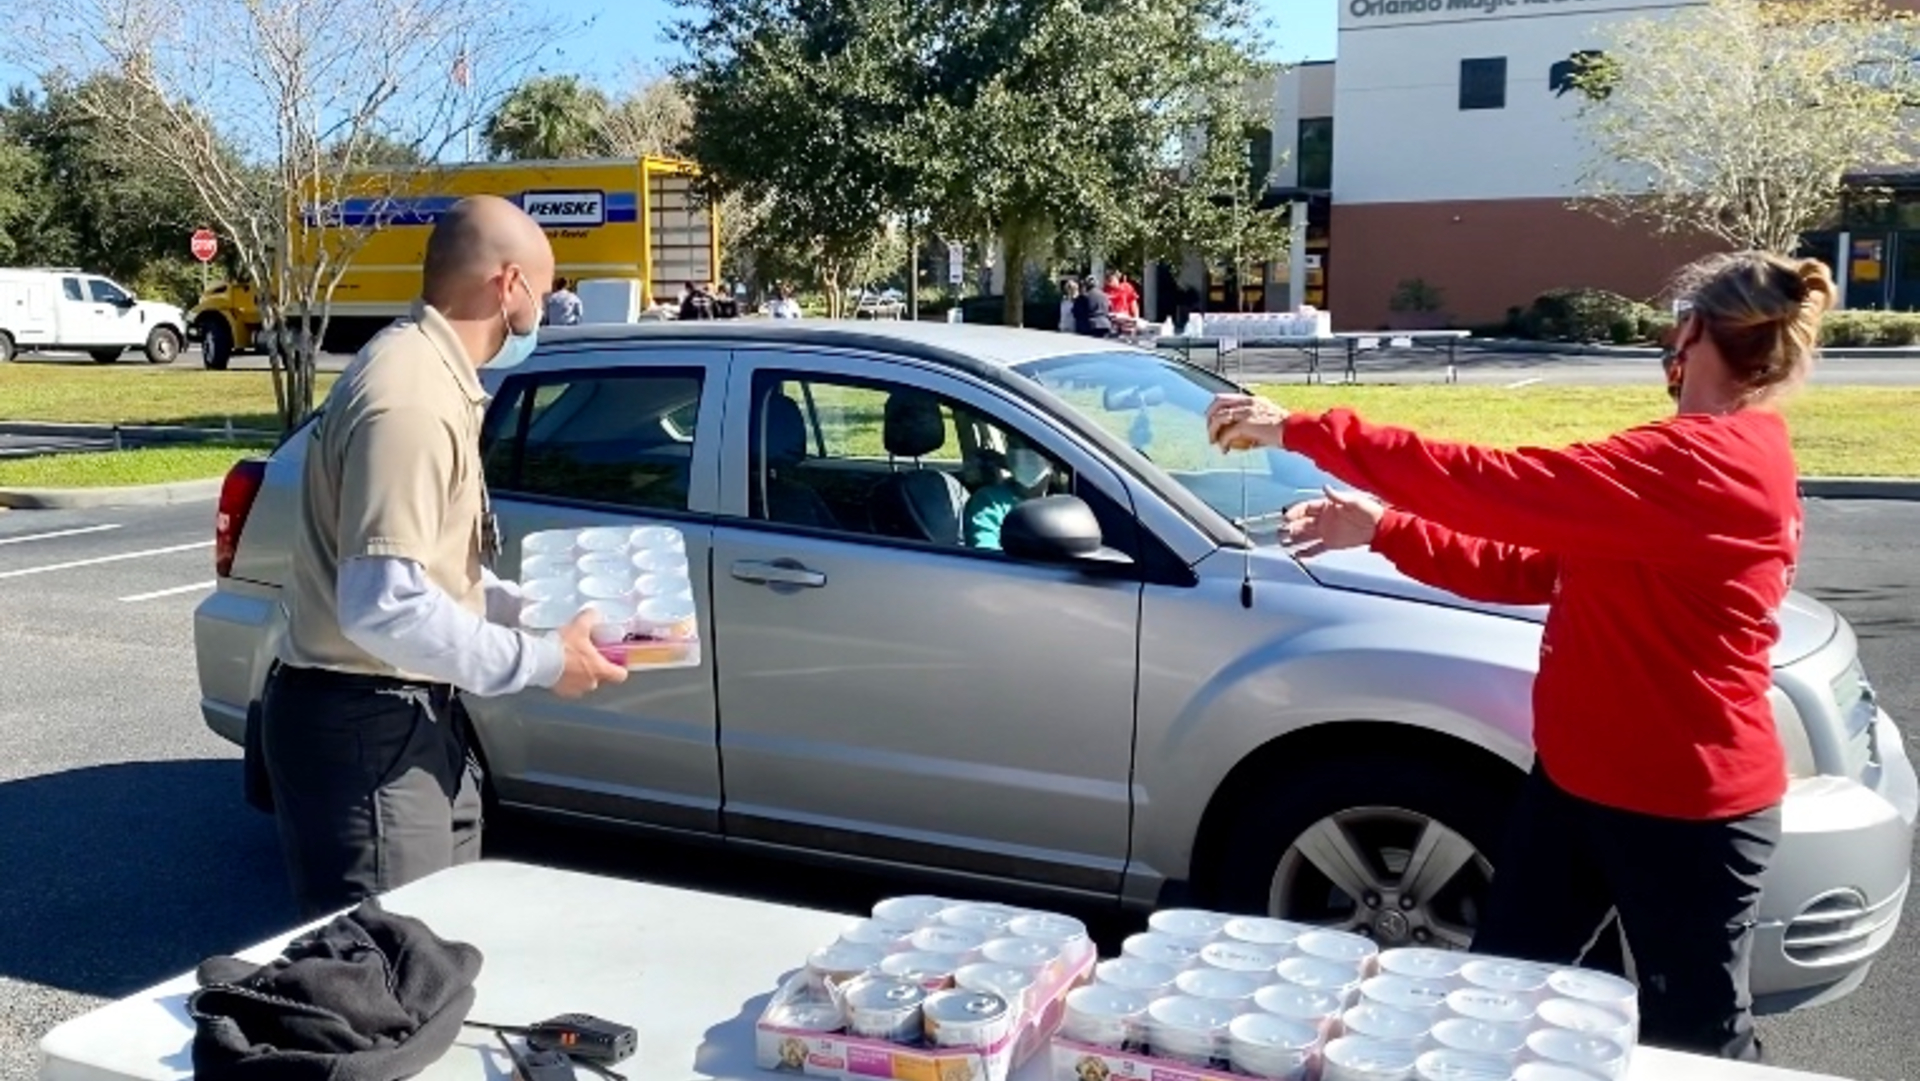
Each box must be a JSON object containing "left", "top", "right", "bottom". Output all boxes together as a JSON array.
[{"left": 1796, "top": 258, "right": 1837, "bottom": 314}]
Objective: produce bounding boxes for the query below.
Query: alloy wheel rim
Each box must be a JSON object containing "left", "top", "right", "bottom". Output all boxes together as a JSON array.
[{"left": 1269, "top": 804, "right": 1491, "bottom": 950}]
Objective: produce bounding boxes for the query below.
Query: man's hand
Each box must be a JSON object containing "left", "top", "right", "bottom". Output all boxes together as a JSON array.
[
  {"left": 1206, "top": 393, "right": 1288, "bottom": 452},
  {"left": 1283, "top": 487, "right": 1386, "bottom": 559},
  {"left": 550, "top": 610, "right": 630, "bottom": 698}
]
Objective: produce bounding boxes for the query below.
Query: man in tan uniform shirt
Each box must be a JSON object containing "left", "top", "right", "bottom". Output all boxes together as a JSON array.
[{"left": 264, "top": 196, "right": 624, "bottom": 917}]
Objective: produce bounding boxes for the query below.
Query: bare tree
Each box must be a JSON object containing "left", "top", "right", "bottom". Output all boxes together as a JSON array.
[
  {"left": 1571, "top": 0, "right": 1920, "bottom": 255},
  {"left": 10, "top": 0, "right": 565, "bottom": 428}
]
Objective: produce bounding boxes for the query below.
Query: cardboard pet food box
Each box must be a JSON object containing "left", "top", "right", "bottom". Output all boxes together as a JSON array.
[{"left": 515, "top": 524, "right": 703, "bottom": 671}]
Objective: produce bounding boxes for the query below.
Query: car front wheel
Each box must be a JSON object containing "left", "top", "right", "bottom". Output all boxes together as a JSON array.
[
  {"left": 145, "top": 325, "right": 183, "bottom": 365},
  {"left": 1214, "top": 753, "right": 1518, "bottom": 951}
]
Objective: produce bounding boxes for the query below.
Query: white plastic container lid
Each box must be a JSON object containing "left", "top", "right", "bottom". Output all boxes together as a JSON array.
[
  {"left": 1228, "top": 1011, "right": 1319, "bottom": 1051},
  {"left": 577, "top": 551, "right": 632, "bottom": 578},
  {"left": 1253, "top": 981, "right": 1343, "bottom": 1023},
  {"left": 1414, "top": 1049, "right": 1518, "bottom": 1081},
  {"left": 955, "top": 962, "right": 1036, "bottom": 1003},
  {"left": 1278, "top": 954, "right": 1363, "bottom": 994},
  {"left": 1147, "top": 994, "right": 1238, "bottom": 1041},
  {"left": 576, "top": 526, "right": 632, "bottom": 551},
  {"left": 1429, "top": 1016, "right": 1529, "bottom": 1056},
  {"left": 1321, "top": 1035, "right": 1419, "bottom": 1080},
  {"left": 1223, "top": 916, "right": 1308, "bottom": 948},
  {"left": 630, "top": 524, "right": 684, "bottom": 551},
  {"left": 1525, "top": 1029, "right": 1629, "bottom": 1077},
  {"left": 1174, "top": 966, "right": 1263, "bottom": 1003},
  {"left": 981, "top": 936, "right": 1059, "bottom": 970},
  {"left": 1200, "top": 939, "right": 1283, "bottom": 974},
  {"left": 1536, "top": 997, "right": 1634, "bottom": 1046},
  {"left": 1065, "top": 982, "right": 1150, "bottom": 1021},
  {"left": 839, "top": 918, "right": 916, "bottom": 948},
  {"left": 910, "top": 924, "right": 987, "bottom": 956},
  {"left": 1377, "top": 948, "right": 1468, "bottom": 982},
  {"left": 1363, "top": 974, "right": 1453, "bottom": 1015},
  {"left": 1445, "top": 987, "right": 1534, "bottom": 1025},
  {"left": 873, "top": 895, "right": 952, "bottom": 926},
  {"left": 633, "top": 547, "right": 686, "bottom": 573},
  {"left": 1546, "top": 969, "right": 1639, "bottom": 1018},
  {"left": 522, "top": 529, "right": 579, "bottom": 555},
  {"left": 1341, "top": 1002, "right": 1431, "bottom": 1046},
  {"left": 1460, "top": 959, "right": 1552, "bottom": 996},
  {"left": 579, "top": 574, "right": 633, "bottom": 600},
  {"left": 809, "top": 940, "right": 885, "bottom": 976},
  {"left": 1297, "top": 928, "right": 1380, "bottom": 966},
  {"left": 1096, "top": 957, "right": 1179, "bottom": 994},
  {"left": 1122, "top": 931, "right": 1205, "bottom": 968},
  {"left": 941, "top": 904, "right": 1018, "bottom": 935},
  {"left": 1148, "top": 908, "right": 1229, "bottom": 942}
]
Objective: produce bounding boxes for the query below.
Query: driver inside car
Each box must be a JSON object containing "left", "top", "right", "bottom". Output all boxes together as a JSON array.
[{"left": 964, "top": 436, "right": 1056, "bottom": 550}]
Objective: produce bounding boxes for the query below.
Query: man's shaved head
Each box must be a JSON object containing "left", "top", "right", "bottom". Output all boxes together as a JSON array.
[{"left": 421, "top": 195, "right": 553, "bottom": 309}]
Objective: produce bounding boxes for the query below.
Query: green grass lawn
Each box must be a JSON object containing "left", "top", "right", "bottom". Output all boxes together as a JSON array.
[
  {"left": 0, "top": 444, "right": 265, "bottom": 489},
  {"left": 1250, "top": 385, "right": 1920, "bottom": 478},
  {"left": 0, "top": 364, "right": 337, "bottom": 429}
]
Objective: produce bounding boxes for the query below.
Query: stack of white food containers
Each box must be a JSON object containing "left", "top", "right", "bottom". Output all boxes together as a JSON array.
[
  {"left": 756, "top": 895, "right": 1099, "bottom": 1081},
  {"left": 1195, "top": 310, "right": 1333, "bottom": 342},
  {"left": 515, "top": 524, "right": 702, "bottom": 669},
  {"left": 1051, "top": 908, "right": 1639, "bottom": 1081}
]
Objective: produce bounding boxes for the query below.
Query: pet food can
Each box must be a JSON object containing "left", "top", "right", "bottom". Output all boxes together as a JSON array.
[
  {"left": 1009, "top": 912, "right": 1093, "bottom": 964},
  {"left": 1414, "top": 1049, "right": 1519, "bottom": 1081},
  {"left": 873, "top": 895, "right": 954, "bottom": 927},
  {"left": 955, "top": 963, "right": 1037, "bottom": 1015},
  {"left": 1278, "top": 955, "right": 1364, "bottom": 1005},
  {"left": 1545, "top": 969, "right": 1639, "bottom": 1022},
  {"left": 808, "top": 941, "right": 885, "bottom": 987},
  {"left": 1536, "top": 998, "right": 1635, "bottom": 1049},
  {"left": 1377, "top": 948, "right": 1468, "bottom": 985},
  {"left": 1200, "top": 939, "right": 1284, "bottom": 976},
  {"left": 1224, "top": 916, "right": 1309, "bottom": 951},
  {"left": 922, "top": 988, "right": 1013, "bottom": 1050},
  {"left": 575, "top": 526, "right": 632, "bottom": 552},
  {"left": 1340, "top": 1002, "right": 1431, "bottom": 1049},
  {"left": 879, "top": 951, "right": 958, "bottom": 991},
  {"left": 1146, "top": 995, "right": 1238, "bottom": 1067},
  {"left": 1148, "top": 908, "right": 1229, "bottom": 944},
  {"left": 521, "top": 529, "right": 580, "bottom": 557},
  {"left": 1060, "top": 984, "right": 1150, "bottom": 1049},
  {"left": 1297, "top": 929, "right": 1380, "bottom": 974},
  {"left": 771, "top": 1000, "right": 847, "bottom": 1034},
  {"left": 910, "top": 924, "right": 987, "bottom": 961},
  {"left": 1095, "top": 957, "right": 1179, "bottom": 999},
  {"left": 1362, "top": 974, "right": 1453, "bottom": 1018},
  {"left": 1174, "top": 966, "right": 1263, "bottom": 1007},
  {"left": 843, "top": 976, "right": 928, "bottom": 1044},
  {"left": 940, "top": 903, "right": 1018, "bottom": 936},
  {"left": 1121, "top": 931, "right": 1204, "bottom": 969},
  {"left": 1321, "top": 1035, "right": 1419, "bottom": 1081},
  {"left": 1428, "top": 1017, "right": 1529, "bottom": 1057},
  {"left": 1459, "top": 959, "right": 1551, "bottom": 1000},
  {"left": 1524, "top": 1029, "right": 1628, "bottom": 1080},
  {"left": 1445, "top": 988, "right": 1534, "bottom": 1026},
  {"left": 1227, "top": 1012, "right": 1319, "bottom": 1080},
  {"left": 630, "top": 525, "right": 685, "bottom": 553},
  {"left": 839, "top": 918, "right": 917, "bottom": 951},
  {"left": 1253, "top": 982, "right": 1344, "bottom": 1034},
  {"left": 981, "top": 936, "right": 1061, "bottom": 982}
]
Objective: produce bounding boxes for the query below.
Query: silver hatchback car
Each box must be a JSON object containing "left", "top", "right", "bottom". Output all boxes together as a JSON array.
[{"left": 194, "top": 321, "right": 1914, "bottom": 1013}]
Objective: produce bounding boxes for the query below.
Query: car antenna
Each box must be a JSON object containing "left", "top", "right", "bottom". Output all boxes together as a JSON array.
[{"left": 1233, "top": 328, "right": 1253, "bottom": 610}]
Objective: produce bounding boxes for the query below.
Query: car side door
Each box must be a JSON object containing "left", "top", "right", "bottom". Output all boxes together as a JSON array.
[
  {"left": 85, "top": 278, "right": 140, "bottom": 345},
  {"left": 465, "top": 345, "right": 728, "bottom": 834},
  {"left": 56, "top": 276, "right": 105, "bottom": 344},
  {"left": 708, "top": 346, "right": 1146, "bottom": 896}
]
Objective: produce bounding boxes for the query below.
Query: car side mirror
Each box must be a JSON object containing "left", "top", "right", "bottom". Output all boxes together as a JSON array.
[{"left": 1000, "top": 495, "right": 1132, "bottom": 567}]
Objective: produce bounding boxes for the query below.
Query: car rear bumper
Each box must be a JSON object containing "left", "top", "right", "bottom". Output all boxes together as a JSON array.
[
  {"left": 193, "top": 584, "right": 280, "bottom": 748},
  {"left": 1752, "top": 709, "right": 1916, "bottom": 1013}
]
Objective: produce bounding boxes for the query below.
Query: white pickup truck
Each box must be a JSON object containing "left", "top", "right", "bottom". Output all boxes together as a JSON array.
[{"left": 0, "top": 268, "right": 188, "bottom": 365}]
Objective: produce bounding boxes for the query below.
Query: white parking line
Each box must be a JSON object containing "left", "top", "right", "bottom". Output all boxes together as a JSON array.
[
  {"left": 0, "top": 523, "right": 121, "bottom": 547},
  {"left": 118, "top": 580, "right": 216, "bottom": 603},
  {"left": 1504, "top": 377, "right": 1544, "bottom": 389},
  {"left": 0, "top": 540, "right": 211, "bottom": 581}
]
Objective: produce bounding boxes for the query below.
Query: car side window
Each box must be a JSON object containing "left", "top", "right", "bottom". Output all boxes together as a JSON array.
[
  {"left": 482, "top": 367, "right": 705, "bottom": 512},
  {"left": 61, "top": 278, "right": 84, "bottom": 302},
  {"left": 745, "top": 370, "right": 1071, "bottom": 552},
  {"left": 88, "top": 279, "right": 129, "bottom": 305}
]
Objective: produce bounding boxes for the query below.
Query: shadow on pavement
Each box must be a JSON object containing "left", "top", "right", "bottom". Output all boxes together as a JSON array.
[{"left": 0, "top": 758, "right": 292, "bottom": 999}]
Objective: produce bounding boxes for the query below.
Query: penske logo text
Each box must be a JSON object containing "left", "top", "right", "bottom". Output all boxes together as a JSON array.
[{"left": 520, "top": 190, "right": 606, "bottom": 227}]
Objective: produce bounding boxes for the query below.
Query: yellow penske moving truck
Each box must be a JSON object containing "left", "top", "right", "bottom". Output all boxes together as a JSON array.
[{"left": 187, "top": 156, "right": 718, "bottom": 368}]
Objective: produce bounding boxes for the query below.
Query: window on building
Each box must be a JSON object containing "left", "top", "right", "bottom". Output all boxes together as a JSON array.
[
  {"left": 1248, "top": 126, "right": 1274, "bottom": 188},
  {"left": 1460, "top": 57, "right": 1508, "bottom": 111},
  {"left": 1297, "top": 117, "right": 1333, "bottom": 190}
]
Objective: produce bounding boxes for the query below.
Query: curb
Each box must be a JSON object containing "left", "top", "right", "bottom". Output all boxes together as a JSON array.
[
  {"left": 1464, "top": 339, "right": 1920, "bottom": 361},
  {"left": 1799, "top": 477, "right": 1920, "bottom": 501},
  {"left": 0, "top": 420, "right": 275, "bottom": 444},
  {"left": 0, "top": 477, "right": 224, "bottom": 510}
]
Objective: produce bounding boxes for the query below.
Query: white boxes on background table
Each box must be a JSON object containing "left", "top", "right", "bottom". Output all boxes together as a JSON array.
[
  {"left": 756, "top": 895, "right": 1097, "bottom": 1081},
  {"left": 516, "top": 525, "right": 701, "bottom": 670},
  {"left": 1051, "top": 908, "right": 1638, "bottom": 1081},
  {"left": 1196, "top": 311, "right": 1331, "bottom": 341}
]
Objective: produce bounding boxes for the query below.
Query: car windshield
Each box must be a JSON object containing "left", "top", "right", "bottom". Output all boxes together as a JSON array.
[{"left": 1014, "top": 349, "right": 1343, "bottom": 528}]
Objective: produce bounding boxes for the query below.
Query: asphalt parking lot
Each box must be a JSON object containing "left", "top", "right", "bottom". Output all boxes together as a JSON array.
[{"left": 0, "top": 498, "right": 1913, "bottom": 1078}]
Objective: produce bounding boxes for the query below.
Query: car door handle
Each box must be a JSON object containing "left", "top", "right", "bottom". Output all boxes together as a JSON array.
[{"left": 730, "top": 559, "right": 826, "bottom": 588}]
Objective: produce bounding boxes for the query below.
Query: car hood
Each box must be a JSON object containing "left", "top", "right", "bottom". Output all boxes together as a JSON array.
[
  {"left": 1284, "top": 548, "right": 1837, "bottom": 667},
  {"left": 138, "top": 301, "right": 185, "bottom": 321}
]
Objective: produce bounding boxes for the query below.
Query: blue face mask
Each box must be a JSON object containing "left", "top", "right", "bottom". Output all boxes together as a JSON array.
[{"left": 488, "top": 274, "right": 539, "bottom": 368}]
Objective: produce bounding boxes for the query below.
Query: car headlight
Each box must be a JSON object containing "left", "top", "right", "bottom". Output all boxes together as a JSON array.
[{"left": 1770, "top": 686, "right": 1819, "bottom": 779}]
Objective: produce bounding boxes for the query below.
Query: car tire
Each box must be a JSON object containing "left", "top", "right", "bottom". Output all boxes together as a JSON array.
[
  {"left": 90, "top": 348, "right": 123, "bottom": 364},
  {"left": 145, "top": 325, "right": 183, "bottom": 365},
  {"left": 0, "top": 330, "right": 14, "bottom": 363},
  {"left": 199, "top": 317, "right": 233, "bottom": 370},
  {"left": 1212, "top": 752, "right": 1520, "bottom": 951}
]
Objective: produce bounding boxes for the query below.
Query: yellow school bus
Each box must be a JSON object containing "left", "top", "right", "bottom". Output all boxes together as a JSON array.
[{"left": 186, "top": 157, "right": 719, "bottom": 368}]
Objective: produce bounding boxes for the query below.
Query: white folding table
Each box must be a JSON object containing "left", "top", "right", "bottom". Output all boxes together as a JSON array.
[{"left": 36, "top": 860, "right": 1852, "bottom": 1081}]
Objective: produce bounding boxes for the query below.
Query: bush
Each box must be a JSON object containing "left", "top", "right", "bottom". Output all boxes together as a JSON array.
[
  {"left": 1518, "top": 287, "right": 1653, "bottom": 343},
  {"left": 1389, "top": 278, "right": 1445, "bottom": 313},
  {"left": 1822, "top": 310, "right": 1920, "bottom": 347}
]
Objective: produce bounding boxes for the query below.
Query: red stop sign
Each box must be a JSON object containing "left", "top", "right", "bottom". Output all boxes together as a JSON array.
[{"left": 190, "top": 229, "right": 218, "bottom": 263}]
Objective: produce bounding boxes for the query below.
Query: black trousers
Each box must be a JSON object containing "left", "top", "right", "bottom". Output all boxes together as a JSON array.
[
  {"left": 1472, "top": 763, "right": 1782, "bottom": 1061},
  {"left": 260, "top": 665, "right": 484, "bottom": 919}
]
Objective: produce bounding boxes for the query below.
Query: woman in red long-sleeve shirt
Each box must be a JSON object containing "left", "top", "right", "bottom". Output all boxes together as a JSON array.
[{"left": 1206, "top": 251, "right": 1835, "bottom": 1063}]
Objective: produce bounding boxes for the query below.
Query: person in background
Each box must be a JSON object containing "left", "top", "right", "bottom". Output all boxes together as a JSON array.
[
  {"left": 1073, "top": 276, "right": 1113, "bottom": 338},
  {"left": 1106, "top": 270, "right": 1140, "bottom": 321},
  {"left": 716, "top": 281, "right": 742, "bottom": 319},
  {"left": 543, "top": 275, "right": 582, "bottom": 327},
  {"left": 964, "top": 437, "right": 1056, "bottom": 550},
  {"left": 1058, "top": 278, "right": 1081, "bottom": 334},
  {"left": 679, "top": 280, "right": 717, "bottom": 320},
  {"left": 1206, "top": 250, "right": 1833, "bottom": 1063},
  {"left": 262, "top": 196, "right": 627, "bottom": 919},
  {"left": 769, "top": 284, "right": 803, "bottom": 319}
]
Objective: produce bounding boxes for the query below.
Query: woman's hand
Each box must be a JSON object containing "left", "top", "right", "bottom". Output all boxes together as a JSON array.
[
  {"left": 1206, "top": 394, "right": 1287, "bottom": 452},
  {"left": 1283, "top": 488, "right": 1386, "bottom": 559}
]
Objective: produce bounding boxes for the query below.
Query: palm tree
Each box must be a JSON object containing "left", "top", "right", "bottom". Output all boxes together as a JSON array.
[{"left": 482, "top": 76, "right": 611, "bottom": 161}]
